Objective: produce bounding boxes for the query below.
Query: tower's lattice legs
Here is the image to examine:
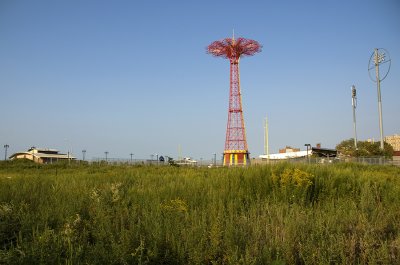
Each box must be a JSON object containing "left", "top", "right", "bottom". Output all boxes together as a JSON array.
[{"left": 223, "top": 60, "right": 249, "bottom": 166}]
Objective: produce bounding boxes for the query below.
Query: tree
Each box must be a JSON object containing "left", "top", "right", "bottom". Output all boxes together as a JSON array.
[{"left": 336, "top": 138, "right": 393, "bottom": 158}]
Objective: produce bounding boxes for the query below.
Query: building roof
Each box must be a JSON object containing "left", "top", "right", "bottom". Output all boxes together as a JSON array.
[
  {"left": 34, "top": 153, "right": 76, "bottom": 159},
  {"left": 9, "top": 152, "right": 76, "bottom": 160},
  {"left": 311, "top": 147, "right": 337, "bottom": 157},
  {"left": 28, "top": 147, "right": 60, "bottom": 154},
  {"left": 259, "top": 150, "right": 309, "bottom": 160},
  {"left": 8, "top": 152, "right": 31, "bottom": 159}
]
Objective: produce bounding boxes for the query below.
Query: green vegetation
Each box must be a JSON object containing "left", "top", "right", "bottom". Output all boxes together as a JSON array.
[
  {"left": 336, "top": 138, "right": 394, "bottom": 158},
  {"left": 1, "top": 160, "right": 400, "bottom": 264}
]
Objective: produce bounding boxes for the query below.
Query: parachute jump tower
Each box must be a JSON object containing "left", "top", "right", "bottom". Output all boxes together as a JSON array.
[{"left": 207, "top": 35, "right": 262, "bottom": 166}]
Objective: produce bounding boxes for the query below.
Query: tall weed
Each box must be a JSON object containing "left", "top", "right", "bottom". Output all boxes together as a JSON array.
[{"left": 0, "top": 161, "right": 399, "bottom": 264}]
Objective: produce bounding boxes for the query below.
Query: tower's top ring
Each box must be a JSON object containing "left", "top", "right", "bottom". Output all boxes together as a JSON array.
[{"left": 207, "top": 37, "right": 262, "bottom": 60}]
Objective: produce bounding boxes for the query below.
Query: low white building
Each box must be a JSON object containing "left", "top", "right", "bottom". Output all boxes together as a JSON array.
[
  {"left": 175, "top": 157, "right": 198, "bottom": 166},
  {"left": 259, "top": 150, "right": 310, "bottom": 160}
]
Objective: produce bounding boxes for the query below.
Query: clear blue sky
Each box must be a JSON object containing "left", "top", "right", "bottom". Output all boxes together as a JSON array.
[{"left": 1, "top": 0, "right": 399, "bottom": 161}]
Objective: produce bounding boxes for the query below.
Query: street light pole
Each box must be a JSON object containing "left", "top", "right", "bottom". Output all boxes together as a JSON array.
[
  {"left": 82, "top": 150, "right": 86, "bottom": 161},
  {"left": 304, "top": 144, "right": 311, "bottom": 164},
  {"left": 130, "top": 153, "right": 134, "bottom": 164},
  {"left": 105, "top": 151, "right": 108, "bottom": 162},
  {"left": 4, "top": 144, "right": 9, "bottom": 160}
]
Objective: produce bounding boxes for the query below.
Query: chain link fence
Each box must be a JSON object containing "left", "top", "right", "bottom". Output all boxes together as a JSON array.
[
  {"left": 82, "top": 156, "right": 400, "bottom": 167},
  {"left": 254, "top": 156, "right": 400, "bottom": 167},
  {"left": 89, "top": 157, "right": 224, "bottom": 167}
]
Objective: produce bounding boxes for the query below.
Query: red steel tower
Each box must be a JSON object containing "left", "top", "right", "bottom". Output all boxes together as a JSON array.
[{"left": 207, "top": 36, "right": 262, "bottom": 166}]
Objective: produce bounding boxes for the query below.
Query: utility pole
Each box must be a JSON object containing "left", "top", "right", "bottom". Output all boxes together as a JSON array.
[
  {"left": 130, "top": 153, "right": 134, "bottom": 164},
  {"left": 304, "top": 144, "right": 311, "bottom": 164},
  {"left": 264, "top": 115, "right": 269, "bottom": 161},
  {"left": 105, "top": 151, "right": 108, "bottom": 162},
  {"left": 82, "top": 150, "right": 86, "bottom": 161},
  {"left": 4, "top": 144, "right": 9, "bottom": 160},
  {"left": 65, "top": 139, "right": 71, "bottom": 165},
  {"left": 351, "top": 85, "right": 358, "bottom": 150},
  {"left": 178, "top": 144, "right": 182, "bottom": 161}
]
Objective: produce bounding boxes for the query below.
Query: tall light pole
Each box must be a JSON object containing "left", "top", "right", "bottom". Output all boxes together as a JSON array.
[
  {"left": 368, "top": 48, "right": 391, "bottom": 150},
  {"left": 351, "top": 85, "right": 358, "bottom": 150},
  {"left": 130, "top": 153, "right": 134, "bottom": 164},
  {"left": 105, "top": 151, "right": 108, "bottom": 162},
  {"left": 82, "top": 150, "right": 86, "bottom": 161},
  {"left": 4, "top": 144, "right": 9, "bottom": 160},
  {"left": 304, "top": 144, "right": 311, "bottom": 164}
]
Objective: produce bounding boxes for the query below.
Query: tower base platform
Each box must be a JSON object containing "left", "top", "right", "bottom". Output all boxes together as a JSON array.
[{"left": 223, "top": 150, "right": 250, "bottom": 166}]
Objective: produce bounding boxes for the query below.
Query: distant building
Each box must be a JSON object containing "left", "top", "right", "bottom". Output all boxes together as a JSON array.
[
  {"left": 175, "top": 157, "right": 198, "bottom": 166},
  {"left": 311, "top": 147, "right": 337, "bottom": 158},
  {"left": 9, "top": 147, "right": 76, "bottom": 164},
  {"left": 385, "top": 134, "right": 400, "bottom": 152},
  {"left": 279, "top": 146, "right": 300, "bottom": 153},
  {"left": 260, "top": 146, "right": 308, "bottom": 160},
  {"left": 259, "top": 143, "right": 337, "bottom": 160},
  {"left": 259, "top": 150, "right": 309, "bottom": 160}
]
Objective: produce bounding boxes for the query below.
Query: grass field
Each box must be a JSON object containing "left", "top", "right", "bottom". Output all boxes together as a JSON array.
[{"left": 1, "top": 160, "right": 399, "bottom": 264}]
